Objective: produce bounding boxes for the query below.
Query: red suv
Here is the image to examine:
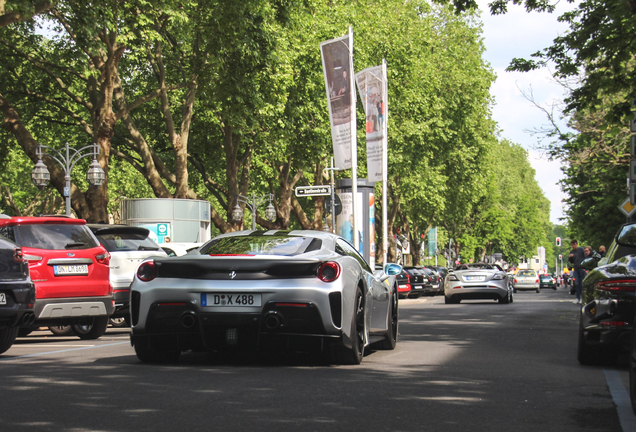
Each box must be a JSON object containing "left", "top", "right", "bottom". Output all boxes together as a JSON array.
[{"left": 0, "top": 215, "right": 114, "bottom": 339}]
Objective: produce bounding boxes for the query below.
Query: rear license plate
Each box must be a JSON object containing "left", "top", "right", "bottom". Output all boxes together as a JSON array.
[
  {"left": 54, "top": 265, "right": 89, "bottom": 276},
  {"left": 201, "top": 293, "right": 262, "bottom": 307},
  {"left": 0, "top": 293, "right": 5, "bottom": 305},
  {"left": 466, "top": 275, "right": 485, "bottom": 281}
]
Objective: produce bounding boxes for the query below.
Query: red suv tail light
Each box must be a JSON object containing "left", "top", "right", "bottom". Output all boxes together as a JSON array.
[
  {"left": 23, "top": 254, "right": 43, "bottom": 263},
  {"left": 317, "top": 262, "right": 341, "bottom": 282},
  {"left": 95, "top": 252, "right": 110, "bottom": 265},
  {"left": 137, "top": 260, "right": 157, "bottom": 282},
  {"left": 13, "top": 247, "right": 26, "bottom": 263}
]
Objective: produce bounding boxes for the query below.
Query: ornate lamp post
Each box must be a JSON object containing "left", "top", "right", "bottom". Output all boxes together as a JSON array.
[
  {"left": 31, "top": 142, "right": 105, "bottom": 216},
  {"left": 231, "top": 193, "right": 276, "bottom": 230}
]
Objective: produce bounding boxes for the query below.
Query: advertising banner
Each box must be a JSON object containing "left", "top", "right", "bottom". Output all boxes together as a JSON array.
[
  {"left": 355, "top": 65, "right": 386, "bottom": 182},
  {"left": 320, "top": 34, "right": 354, "bottom": 170}
]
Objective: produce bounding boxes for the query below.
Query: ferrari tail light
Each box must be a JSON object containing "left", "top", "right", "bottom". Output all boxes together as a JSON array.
[
  {"left": 317, "top": 262, "right": 341, "bottom": 282},
  {"left": 95, "top": 252, "right": 110, "bottom": 265},
  {"left": 448, "top": 274, "right": 458, "bottom": 281},
  {"left": 595, "top": 280, "right": 636, "bottom": 292},
  {"left": 137, "top": 260, "right": 157, "bottom": 282}
]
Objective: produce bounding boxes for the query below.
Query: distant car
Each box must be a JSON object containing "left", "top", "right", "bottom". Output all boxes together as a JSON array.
[
  {"left": 130, "top": 230, "right": 400, "bottom": 364},
  {"left": 420, "top": 266, "right": 443, "bottom": 296},
  {"left": 444, "top": 263, "right": 513, "bottom": 304},
  {"left": 512, "top": 269, "right": 540, "bottom": 293},
  {"left": 159, "top": 242, "right": 203, "bottom": 257},
  {"left": 403, "top": 267, "right": 426, "bottom": 298},
  {"left": 88, "top": 224, "right": 167, "bottom": 326},
  {"left": 539, "top": 275, "right": 557, "bottom": 290},
  {"left": 0, "top": 233, "right": 36, "bottom": 354},
  {"left": 0, "top": 215, "right": 113, "bottom": 339}
]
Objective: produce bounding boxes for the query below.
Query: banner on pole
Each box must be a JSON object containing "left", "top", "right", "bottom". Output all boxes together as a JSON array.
[
  {"left": 320, "top": 34, "right": 354, "bottom": 170},
  {"left": 355, "top": 65, "right": 386, "bottom": 182}
]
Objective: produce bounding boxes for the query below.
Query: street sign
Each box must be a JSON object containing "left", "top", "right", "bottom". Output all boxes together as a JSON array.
[
  {"left": 619, "top": 196, "right": 636, "bottom": 217},
  {"left": 295, "top": 185, "right": 331, "bottom": 197}
]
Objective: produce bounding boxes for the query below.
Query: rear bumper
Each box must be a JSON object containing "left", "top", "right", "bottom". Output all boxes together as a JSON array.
[
  {"left": 32, "top": 295, "right": 115, "bottom": 326},
  {"left": 0, "top": 280, "right": 36, "bottom": 328}
]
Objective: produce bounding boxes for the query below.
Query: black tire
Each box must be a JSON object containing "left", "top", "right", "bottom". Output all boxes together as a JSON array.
[
  {"left": 577, "top": 320, "right": 600, "bottom": 365},
  {"left": 134, "top": 337, "right": 181, "bottom": 363},
  {"left": 499, "top": 292, "right": 510, "bottom": 304},
  {"left": 71, "top": 316, "right": 109, "bottom": 340},
  {"left": 109, "top": 316, "right": 130, "bottom": 328},
  {"left": 536, "top": 288, "right": 541, "bottom": 293},
  {"left": 329, "top": 287, "right": 365, "bottom": 365},
  {"left": 0, "top": 326, "right": 19, "bottom": 355},
  {"left": 375, "top": 286, "right": 398, "bottom": 350},
  {"left": 49, "top": 325, "right": 73, "bottom": 336}
]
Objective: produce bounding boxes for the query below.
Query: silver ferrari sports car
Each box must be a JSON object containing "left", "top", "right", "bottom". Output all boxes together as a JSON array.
[
  {"left": 444, "top": 263, "right": 513, "bottom": 304},
  {"left": 129, "top": 230, "right": 401, "bottom": 364}
]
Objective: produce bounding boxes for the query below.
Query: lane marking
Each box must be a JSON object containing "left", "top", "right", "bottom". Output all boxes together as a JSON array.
[
  {"left": 0, "top": 341, "right": 129, "bottom": 361},
  {"left": 604, "top": 369, "right": 636, "bottom": 432}
]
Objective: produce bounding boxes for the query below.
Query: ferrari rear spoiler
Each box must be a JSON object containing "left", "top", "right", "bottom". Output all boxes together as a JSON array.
[{"left": 153, "top": 256, "right": 324, "bottom": 280}]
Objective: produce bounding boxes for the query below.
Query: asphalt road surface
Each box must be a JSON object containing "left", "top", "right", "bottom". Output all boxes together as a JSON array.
[{"left": 1, "top": 287, "right": 633, "bottom": 432}]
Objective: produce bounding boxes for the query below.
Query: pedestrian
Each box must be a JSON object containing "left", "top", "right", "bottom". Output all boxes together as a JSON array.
[
  {"left": 568, "top": 239, "right": 586, "bottom": 304},
  {"left": 599, "top": 245, "right": 606, "bottom": 257}
]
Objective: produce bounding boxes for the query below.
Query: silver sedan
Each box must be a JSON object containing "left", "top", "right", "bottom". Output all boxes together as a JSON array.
[
  {"left": 512, "top": 269, "right": 540, "bottom": 293},
  {"left": 129, "top": 230, "right": 400, "bottom": 364},
  {"left": 444, "top": 263, "right": 513, "bottom": 304}
]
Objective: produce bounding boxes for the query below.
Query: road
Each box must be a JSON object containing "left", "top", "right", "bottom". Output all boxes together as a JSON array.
[{"left": 0, "top": 287, "right": 633, "bottom": 432}]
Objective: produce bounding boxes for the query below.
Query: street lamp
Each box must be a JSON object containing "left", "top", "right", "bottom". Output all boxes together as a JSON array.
[
  {"left": 31, "top": 142, "right": 105, "bottom": 216},
  {"left": 232, "top": 193, "right": 276, "bottom": 230}
]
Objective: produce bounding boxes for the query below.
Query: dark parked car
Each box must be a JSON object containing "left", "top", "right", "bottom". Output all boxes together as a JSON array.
[
  {"left": 419, "top": 266, "right": 443, "bottom": 296},
  {"left": 0, "top": 233, "right": 36, "bottom": 354},
  {"left": 539, "top": 274, "right": 557, "bottom": 290},
  {"left": 574, "top": 222, "right": 636, "bottom": 413},
  {"left": 403, "top": 267, "right": 426, "bottom": 298}
]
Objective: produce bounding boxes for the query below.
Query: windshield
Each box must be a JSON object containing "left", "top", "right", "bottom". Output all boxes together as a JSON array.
[
  {"left": 14, "top": 224, "right": 99, "bottom": 250},
  {"left": 200, "top": 235, "right": 322, "bottom": 257},
  {"left": 96, "top": 232, "right": 160, "bottom": 252}
]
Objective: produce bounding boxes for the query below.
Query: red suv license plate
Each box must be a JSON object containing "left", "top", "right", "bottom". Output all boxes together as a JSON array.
[{"left": 54, "top": 265, "right": 89, "bottom": 276}]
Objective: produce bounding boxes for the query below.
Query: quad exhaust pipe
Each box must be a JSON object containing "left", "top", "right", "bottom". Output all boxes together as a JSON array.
[
  {"left": 264, "top": 312, "right": 283, "bottom": 330},
  {"left": 20, "top": 313, "right": 35, "bottom": 326}
]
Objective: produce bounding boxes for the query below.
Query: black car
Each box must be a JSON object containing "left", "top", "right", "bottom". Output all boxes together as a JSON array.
[
  {"left": 403, "top": 267, "right": 426, "bottom": 298},
  {"left": 0, "top": 233, "right": 36, "bottom": 354},
  {"left": 576, "top": 222, "right": 636, "bottom": 413},
  {"left": 419, "top": 266, "right": 443, "bottom": 296}
]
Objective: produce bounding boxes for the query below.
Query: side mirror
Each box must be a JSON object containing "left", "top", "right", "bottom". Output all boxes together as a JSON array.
[
  {"left": 616, "top": 223, "right": 636, "bottom": 247},
  {"left": 580, "top": 257, "right": 598, "bottom": 271},
  {"left": 385, "top": 263, "right": 403, "bottom": 276}
]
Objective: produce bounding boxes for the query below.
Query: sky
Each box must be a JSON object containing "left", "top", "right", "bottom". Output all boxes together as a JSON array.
[{"left": 476, "top": 0, "right": 578, "bottom": 225}]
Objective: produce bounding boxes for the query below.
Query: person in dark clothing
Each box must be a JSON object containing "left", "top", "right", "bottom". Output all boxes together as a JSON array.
[
  {"left": 598, "top": 245, "right": 606, "bottom": 257},
  {"left": 569, "top": 239, "right": 586, "bottom": 304}
]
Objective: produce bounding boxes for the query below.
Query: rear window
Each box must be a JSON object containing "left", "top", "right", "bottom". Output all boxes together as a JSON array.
[
  {"left": 517, "top": 270, "right": 535, "bottom": 277},
  {"left": 200, "top": 235, "right": 321, "bottom": 257},
  {"left": 96, "top": 232, "right": 160, "bottom": 252},
  {"left": 14, "top": 224, "right": 99, "bottom": 250}
]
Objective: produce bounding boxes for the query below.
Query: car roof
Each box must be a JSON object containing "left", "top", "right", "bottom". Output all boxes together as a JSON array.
[
  {"left": 86, "top": 224, "right": 150, "bottom": 236},
  {"left": 0, "top": 215, "right": 86, "bottom": 225}
]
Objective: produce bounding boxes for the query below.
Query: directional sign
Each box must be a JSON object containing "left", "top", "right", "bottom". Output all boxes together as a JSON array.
[
  {"left": 619, "top": 196, "right": 636, "bottom": 217},
  {"left": 295, "top": 185, "right": 331, "bottom": 197}
]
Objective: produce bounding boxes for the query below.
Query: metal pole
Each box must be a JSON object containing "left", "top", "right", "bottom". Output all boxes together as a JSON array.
[
  {"left": 251, "top": 193, "right": 256, "bottom": 230},
  {"left": 382, "top": 58, "right": 388, "bottom": 266},
  {"left": 349, "top": 26, "right": 359, "bottom": 252},
  {"left": 330, "top": 157, "right": 336, "bottom": 233},
  {"left": 65, "top": 143, "right": 71, "bottom": 216}
]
